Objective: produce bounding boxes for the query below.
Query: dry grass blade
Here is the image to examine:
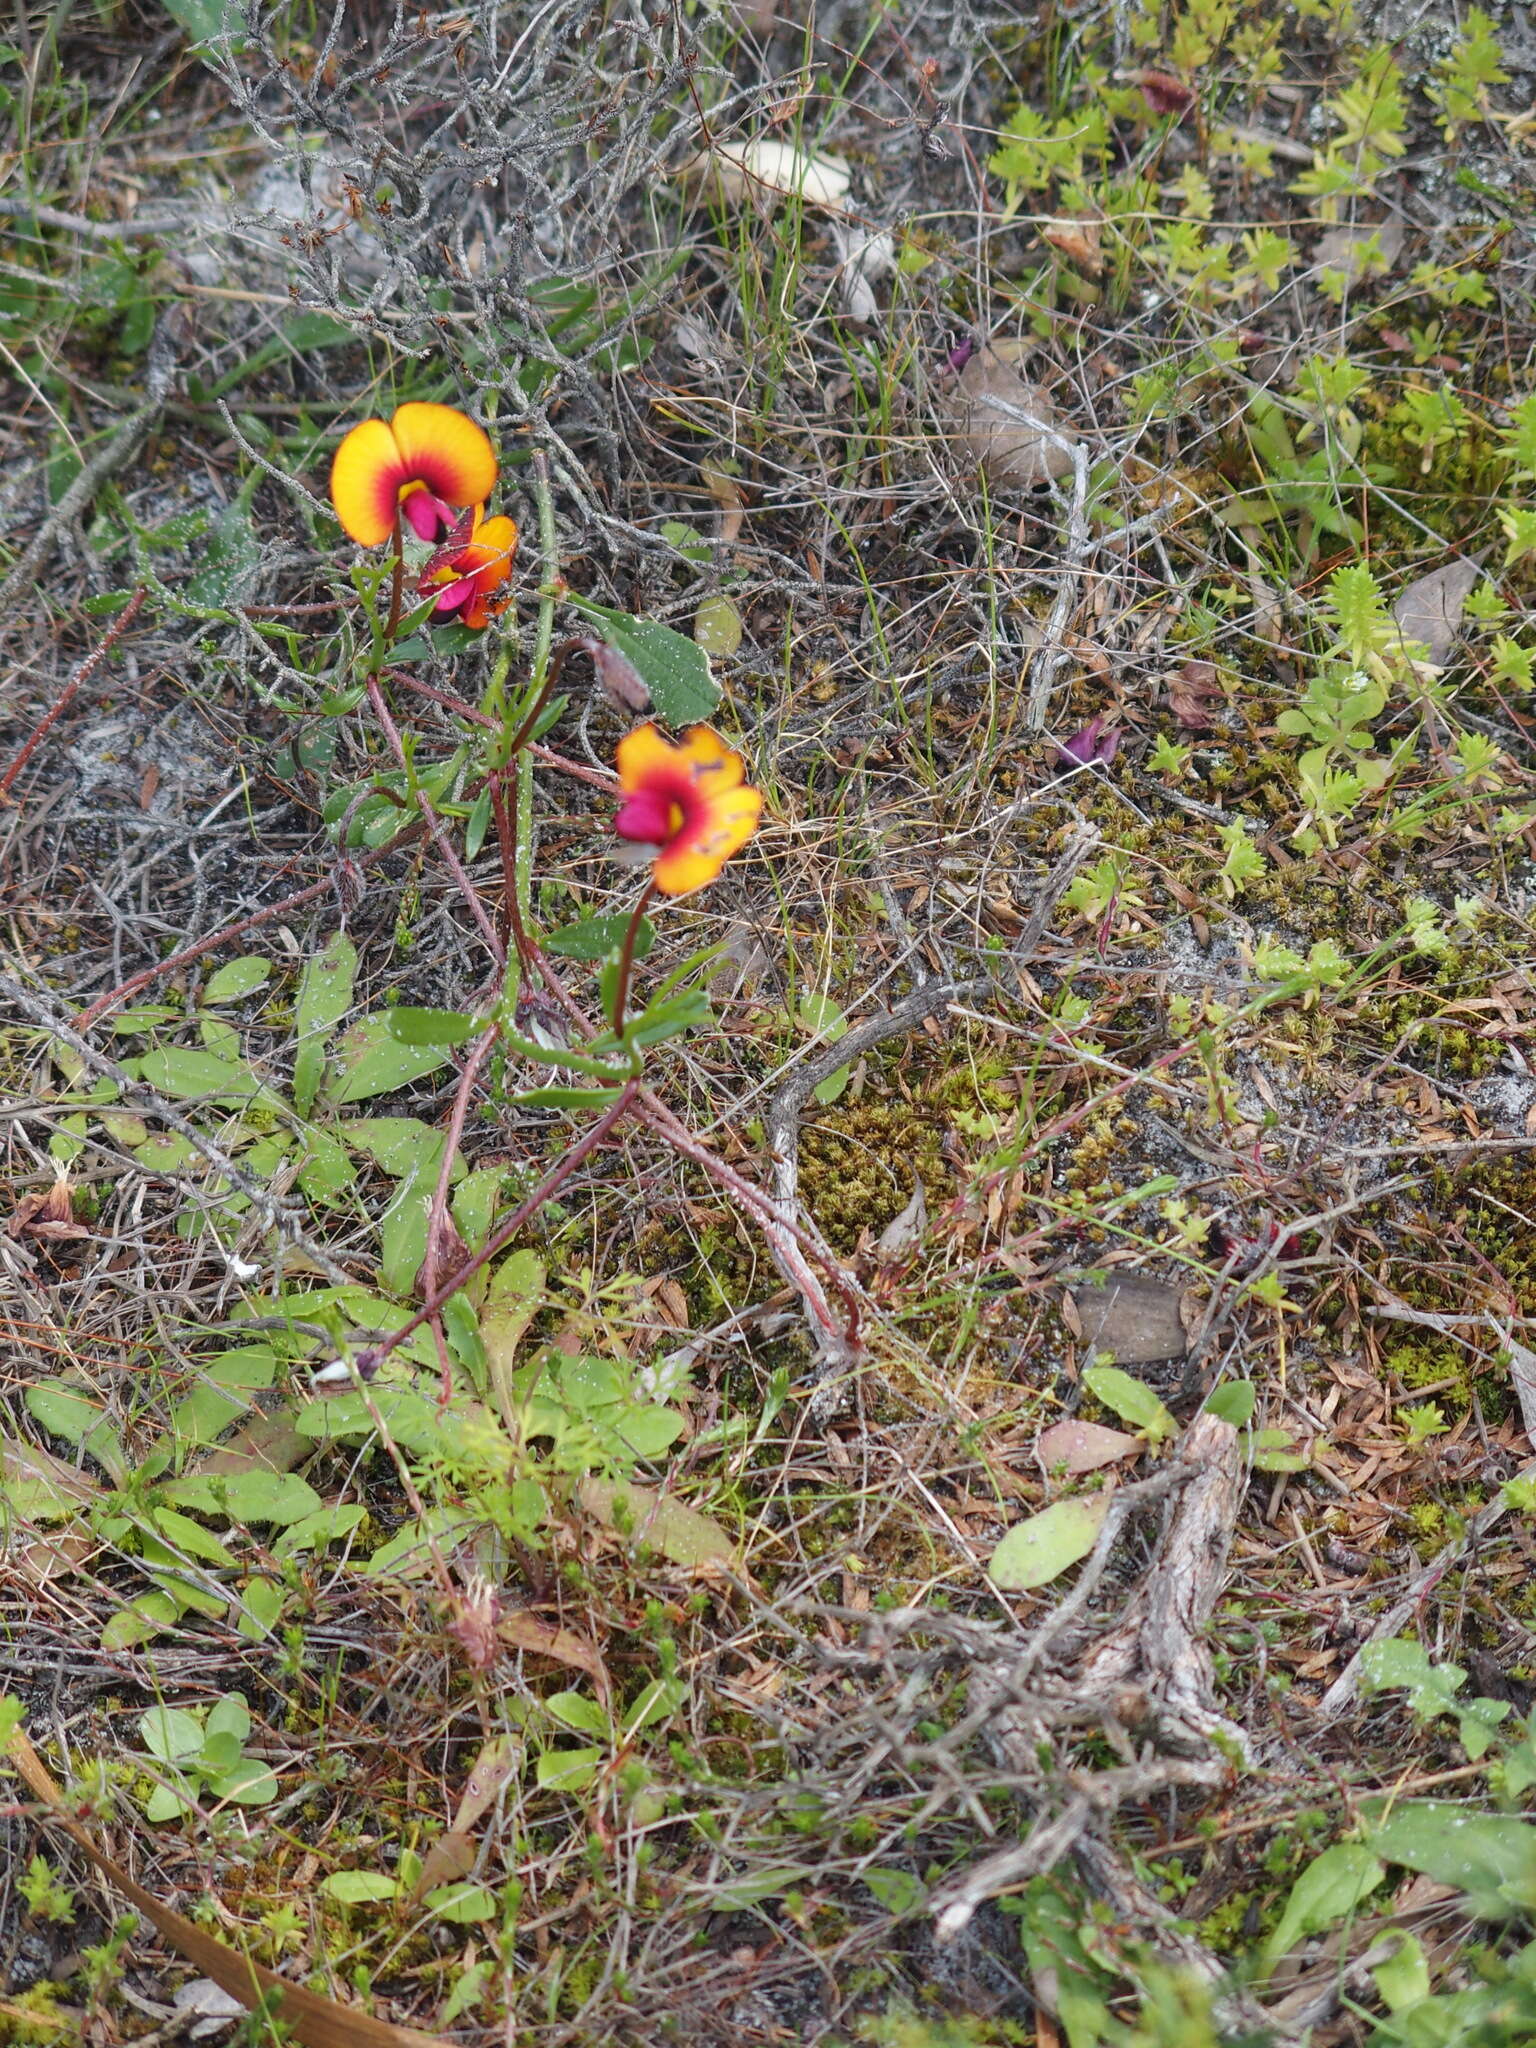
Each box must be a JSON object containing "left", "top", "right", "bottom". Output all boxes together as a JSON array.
[{"left": 6, "top": 1729, "right": 452, "bottom": 2048}]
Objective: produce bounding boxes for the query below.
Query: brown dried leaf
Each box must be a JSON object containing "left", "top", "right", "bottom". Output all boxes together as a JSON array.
[
  {"left": 1314, "top": 218, "right": 1406, "bottom": 282},
  {"left": 1037, "top": 1419, "right": 1144, "bottom": 1475},
  {"left": 941, "top": 343, "right": 1080, "bottom": 489},
  {"left": 578, "top": 1475, "right": 737, "bottom": 1573},
  {"left": 497, "top": 1607, "right": 610, "bottom": 1690},
  {"left": 1041, "top": 216, "right": 1102, "bottom": 276},
  {"left": 1071, "top": 1275, "right": 1190, "bottom": 1364},
  {"left": 450, "top": 1736, "right": 519, "bottom": 1835},
  {"left": 1167, "top": 659, "right": 1225, "bottom": 729},
  {"left": 1138, "top": 70, "right": 1196, "bottom": 117},
  {"left": 874, "top": 1180, "right": 928, "bottom": 1264},
  {"left": 1391, "top": 557, "right": 1481, "bottom": 669},
  {"left": 7, "top": 1170, "right": 91, "bottom": 1242},
  {"left": 409, "top": 1829, "right": 478, "bottom": 1903}
]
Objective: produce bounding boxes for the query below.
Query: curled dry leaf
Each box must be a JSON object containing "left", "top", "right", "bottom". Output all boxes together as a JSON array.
[
  {"left": 7, "top": 1726, "right": 452, "bottom": 2048},
  {"left": 681, "top": 138, "right": 852, "bottom": 211},
  {"left": 1041, "top": 215, "right": 1103, "bottom": 276},
  {"left": 874, "top": 1179, "right": 927, "bottom": 1264},
  {"left": 1037, "top": 1418, "right": 1145, "bottom": 1475},
  {"left": 8, "top": 1169, "right": 91, "bottom": 1242},
  {"left": 940, "top": 342, "right": 1081, "bottom": 489},
  {"left": 829, "top": 220, "right": 896, "bottom": 322},
  {"left": 1391, "top": 557, "right": 1481, "bottom": 669},
  {"left": 701, "top": 463, "right": 746, "bottom": 547},
  {"left": 1167, "top": 659, "right": 1226, "bottom": 729},
  {"left": 587, "top": 637, "right": 652, "bottom": 713},
  {"left": 1138, "top": 69, "right": 1197, "bottom": 117}
]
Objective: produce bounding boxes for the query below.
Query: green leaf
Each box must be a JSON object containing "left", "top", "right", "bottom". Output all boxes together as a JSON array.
[
  {"left": 988, "top": 1493, "right": 1111, "bottom": 1591},
  {"left": 546, "top": 913, "right": 657, "bottom": 962},
  {"left": 1082, "top": 1364, "right": 1177, "bottom": 1445},
  {"left": 623, "top": 1677, "right": 683, "bottom": 1735},
  {"left": 139, "top": 1706, "right": 205, "bottom": 1764},
  {"left": 202, "top": 956, "right": 271, "bottom": 1004},
  {"left": 132, "top": 1046, "right": 278, "bottom": 1108},
  {"left": 863, "top": 1868, "right": 925, "bottom": 1916},
  {"left": 157, "top": 1471, "right": 322, "bottom": 1526},
  {"left": 293, "top": 931, "right": 357, "bottom": 1117},
  {"left": 536, "top": 1746, "right": 603, "bottom": 1793},
  {"left": 423, "top": 1882, "right": 497, "bottom": 1924},
  {"left": 142, "top": 1505, "right": 237, "bottom": 1567},
  {"left": 185, "top": 496, "right": 260, "bottom": 608},
  {"left": 694, "top": 595, "right": 743, "bottom": 658},
  {"left": 320, "top": 1870, "right": 399, "bottom": 1904},
  {"left": 24, "top": 1384, "right": 127, "bottom": 1485},
  {"left": 272, "top": 1504, "right": 369, "bottom": 1558},
  {"left": 1361, "top": 1798, "right": 1536, "bottom": 1918},
  {"left": 325, "top": 1014, "right": 455, "bottom": 1106},
  {"left": 1010, "top": 1878, "right": 1116, "bottom": 2048},
  {"left": 1372, "top": 1930, "right": 1430, "bottom": 2014},
  {"left": 344, "top": 1117, "right": 451, "bottom": 1178},
  {"left": 1204, "top": 1380, "right": 1256, "bottom": 1426},
  {"left": 386, "top": 1007, "right": 479, "bottom": 1047},
  {"left": 237, "top": 1577, "right": 286, "bottom": 1639},
  {"left": 209, "top": 1759, "right": 280, "bottom": 1806},
  {"left": 1263, "top": 1843, "right": 1384, "bottom": 1966},
  {"left": 545, "top": 1691, "right": 611, "bottom": 1739},
  {"left": 101, "top": 1591, "right": 178, "bottom": 1651},
  {"left": 512, "top": 1085, "right": 625, "bottom": 1110},
  {"left": 156, "top": 0, "right": 244, "bottom": 47},
  {"left": 568, "top": 598, "right": 720, "bottom": 724},
  {"left": 204, "top": 1694, "right": 251, "bottom": 1746}
]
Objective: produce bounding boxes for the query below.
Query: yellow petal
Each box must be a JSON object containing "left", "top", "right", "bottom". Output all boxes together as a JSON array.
[
  {"left": 616, "top": 723, "right": 681, "bottom": 793},
  {"left": 389, "top": 402, "right": 497, "bottom": 509},
  {"left": 329, "top": 418, "right": 404, "bottom": 547}
]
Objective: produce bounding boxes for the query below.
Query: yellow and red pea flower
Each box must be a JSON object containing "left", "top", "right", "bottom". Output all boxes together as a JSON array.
[
  {"left": 329, "top": 401, "right": 497, "bottom": 548},
  {"left": 613, "top": 723, "right": 762, "bottom": 895},
  {"left": 419, "top": 507, "right": 520, "bottom": 631}
]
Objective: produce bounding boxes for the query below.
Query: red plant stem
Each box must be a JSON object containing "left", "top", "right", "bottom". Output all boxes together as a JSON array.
[
  {"left": 637, "top": 1087, "right": 863, "bottom": 1354},
  {"left": 608, "top": 879, "right": 655, "bottom": 1032},
  {"left": 70, "top": 833, "right": 422, "bottom": 1034},
  {"left": 1, "top": 588, "right": 145, "bottom": 800},
  {"left": 360, "top": 1082, "right": 640, "bottom": 1372},
  {"left": 365, "top": 675, "right": 505, "bottom": 969},
  {"left": 384, "top": 513, "right": 405, "bottom": 644}
]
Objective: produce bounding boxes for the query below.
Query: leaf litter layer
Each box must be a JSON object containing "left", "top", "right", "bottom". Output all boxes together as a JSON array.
[{"left": 4, "top": 0, "right": 1536, "bottom": 2041}]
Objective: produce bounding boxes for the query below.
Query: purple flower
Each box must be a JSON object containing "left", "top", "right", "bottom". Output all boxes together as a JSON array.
[
  {"left": 1059, "top": 715, "right": 1120, "bottom": 767},
  {"left": 946, "top": 335, "right": 979, "bottom": 373}
]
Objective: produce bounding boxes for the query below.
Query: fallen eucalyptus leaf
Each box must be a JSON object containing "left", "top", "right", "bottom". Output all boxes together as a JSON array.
[
  {"left": 940, "top": 342, "right": 1080, "bottom": 488},
  {"left": 683, "top": 137, "right": 852, "bottom": 211},
  {"left": 1036, "top": 1419, "right": 1143, "bottom": 1475},
  {"left": 1392, "top": 557, "right": 1481, "bottom": 668}
]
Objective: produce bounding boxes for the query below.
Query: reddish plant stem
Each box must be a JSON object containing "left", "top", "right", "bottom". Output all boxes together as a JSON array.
[
  {"left": 384, "top": 514, "right": 405, "bottom": 644},
  {"left": 70, "top": 834, "right": 421, "bottom": 1034},
  {"left": 2, "top": 588, "right": 145, "bottom": 800},
  {"left": 361, "top": 1082, "right": 640, "bottom": 1373},
  {"left": 366, "top": 675, "right": 505, "bottom": 969},
  {"left": 608, "top": 879, "right": 655, "bottom": 1032},
  {"left": 637, "top": 1087, "right": 863, "bottom": 1355}
]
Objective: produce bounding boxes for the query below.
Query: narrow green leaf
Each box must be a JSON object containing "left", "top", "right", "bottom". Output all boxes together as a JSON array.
[
  {"left": 385, "top": 1007, "right": 479, "bottom": 1047},
  {"left": 1082, "top": 1364, "right": 1178, "bottom": 1445},
  {"left": 547, "top": 913, "right": 657, "bottom": 962}
]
